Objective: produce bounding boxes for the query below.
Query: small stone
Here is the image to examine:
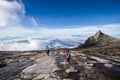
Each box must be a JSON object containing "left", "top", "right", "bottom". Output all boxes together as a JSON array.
[
  {"left": 104, "top": 63, "right": 113, "bottom": 68},
  {"left": 13, "top": 78, "right": 21, "bottom": 80},
  {"left": 63, "top": 79, "right": 72, "bottom": 80},
  {"left": 65, "top": 69, "right": 77, "bottom": 73},
  {"left": 60, "top": 62, "right": 67, "bottom": 65}
]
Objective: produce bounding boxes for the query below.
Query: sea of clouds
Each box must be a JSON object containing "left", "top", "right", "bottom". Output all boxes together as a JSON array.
[{"left": 1, "top": 23, "right": 119, "bottom": 51}]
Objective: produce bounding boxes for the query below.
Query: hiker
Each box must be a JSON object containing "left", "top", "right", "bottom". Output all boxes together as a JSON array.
[
  {"left": 66, "top": 50, "right": 71, "bottom": 64},
  {"left": 46, "top": 49, "right": 50, "bottom": 56}
]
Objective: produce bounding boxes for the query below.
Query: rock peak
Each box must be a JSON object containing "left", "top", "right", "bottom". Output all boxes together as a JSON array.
[
  {"left": 95, "top": 30, "right": 103, "bottom": 36},
  {"left": 98, "top": 30, "right": 102, "bottom": 33},
  {"left": 94, "top": 30, "right": 104, "bottom": 39}
]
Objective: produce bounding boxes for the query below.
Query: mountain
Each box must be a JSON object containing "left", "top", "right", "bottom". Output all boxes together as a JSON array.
[
  {"left": 75, "top": 30, "right": 120, "bottom": 57},
  {"left": 77, "top": 30, "right": 120, "bottom": 48}
]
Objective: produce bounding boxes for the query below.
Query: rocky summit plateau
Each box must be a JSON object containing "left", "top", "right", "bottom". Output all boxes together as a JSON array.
[{"left": 0, "top": 31, "right": 120, "bottom": 80}]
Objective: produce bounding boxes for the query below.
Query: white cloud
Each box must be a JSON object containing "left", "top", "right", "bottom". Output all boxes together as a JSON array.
[
  {"left": 1, "top": 23, "right": 120, "bottom": 39},
  {"left": 0, "top": 26, "right": 35, "bottom": 39},
  {"left": 33, "top": 24, "right": 120, "bottom": 38},
  {"left": 31, "top": 17, "right": 39, "bottom": 28},
  {"left": 0, "top": 38, "right": 47, "bottom": 51},
  {"left": 0, "top": 0, "right": 25, "bottom": 27}
]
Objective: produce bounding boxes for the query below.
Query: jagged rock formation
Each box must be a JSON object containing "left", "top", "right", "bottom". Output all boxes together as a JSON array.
[
  {"left": 75, "top": 30, "right": 120, "bottom": 57},
  {"left": 78, "top": 30, "right": 120, "bottom": 47}
]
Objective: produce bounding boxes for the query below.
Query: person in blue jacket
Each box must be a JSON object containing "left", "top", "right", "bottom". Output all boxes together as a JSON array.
[{"left": 66, "top": 50, "right": 71, "bottom": 64}]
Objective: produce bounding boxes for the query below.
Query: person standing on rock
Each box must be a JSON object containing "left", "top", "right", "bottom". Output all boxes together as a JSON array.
[
  {"left": 46, "top": 49, "right": 50, "bottom": 56},
  {"left": 66, "top": 50, "right": 71, "bottom": 64}
]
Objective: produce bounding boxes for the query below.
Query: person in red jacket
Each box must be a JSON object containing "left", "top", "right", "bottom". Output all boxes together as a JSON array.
[{"left": 66, "top": 50, "right": 71, "bottom": 64}]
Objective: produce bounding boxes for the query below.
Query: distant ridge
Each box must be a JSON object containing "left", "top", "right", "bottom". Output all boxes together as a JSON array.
[{"left": 77, "top": 30, "right": 120, "bottom": 48}]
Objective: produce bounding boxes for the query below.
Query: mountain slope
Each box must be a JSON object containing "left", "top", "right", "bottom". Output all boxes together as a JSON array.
[
  {"left": 77, "top": 30, "right": 120, "bottom": 48},
  {"left": 75, "top": 30, "right": 120, "bottom": 57}
]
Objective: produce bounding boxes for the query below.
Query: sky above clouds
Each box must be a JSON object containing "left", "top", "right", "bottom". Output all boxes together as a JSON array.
[
  {"left": 0, "top": 0, "right": 120, "bottom": 50},
  {"left": 22, "top": 0, "right": 120, "bottom": 27}
]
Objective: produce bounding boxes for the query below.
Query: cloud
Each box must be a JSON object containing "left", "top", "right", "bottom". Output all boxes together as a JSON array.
[
  {"left": 0, "top": 0, "right": 25, "bottom": 27},
  {"left": 33, "top": 24, "right": 120, "bottom": 38},
  {"left": 1, "top": 23, "right": 120, "bottom": 39},
  {"left": 0, "top": 0, "right": 38, "bottom": 38},
  {"left": 0, "top": 23, "right": 120, "bottom": 51},
  {"left": 0, "top": 0, "right": 40, "bottom": 28},
  {"left": 31, "top": 17, "right": 39, "bottom": 28},
  {"left": 0, "top": 26, "right": 35, "bottom": 38},
  {"left": 0, "top": 38, "right": 47, "bottom": 51}
]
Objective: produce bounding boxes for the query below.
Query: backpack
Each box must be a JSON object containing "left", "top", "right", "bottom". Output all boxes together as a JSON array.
[{"left": 68, "top": 52, "right": 71, "bottom": 58}]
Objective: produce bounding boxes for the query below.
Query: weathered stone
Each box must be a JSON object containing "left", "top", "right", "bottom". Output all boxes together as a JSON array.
[
  {"left": 65, "top": 69, "right": 77, "bottom": 73},
  {"left": 21, "top": 56, "right": 60, "bottom": 80},
  {"left": 94, "top": 63, "right": 120, "bottom": 80},
  {"left": 0, "top": 60, "right": 7, "bottom": 67},
  {"left": 0, "top": 60, "right": 33, "bottom": 80}
]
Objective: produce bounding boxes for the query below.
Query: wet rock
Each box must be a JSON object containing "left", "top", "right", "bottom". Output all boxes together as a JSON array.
[
  {"left": 0, "top": 60, "right": 7, "bottom": 67},
  {"left": 4, "top": 58, "right": 15, "bottom": 64},
  {"left": 21, "top": 56, "right": 60, "bottom": 80},
  {"left": 94, "top": 63, "right": 120, "bottom": 80},
  {"left": 0, "top": 60, "right": 33, "bottom": 80}
]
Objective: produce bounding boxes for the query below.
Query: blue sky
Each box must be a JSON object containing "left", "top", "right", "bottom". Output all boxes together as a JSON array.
[{"left": 22, "top": 0, "right": 120, "bottom": 28}]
